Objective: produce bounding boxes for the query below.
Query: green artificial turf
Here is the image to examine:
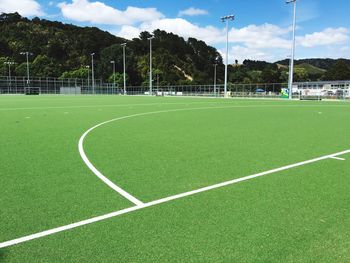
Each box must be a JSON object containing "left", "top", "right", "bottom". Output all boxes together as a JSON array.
[{"left": 0, "top": 95, "right": 349, "bottom": 262}]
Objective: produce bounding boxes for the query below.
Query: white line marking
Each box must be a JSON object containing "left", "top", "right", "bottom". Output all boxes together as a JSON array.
[
  {"left": 0, "top": 101, "right": 235, "bottom": 111},
  {"left": 78, "top": 104, "right": 300, "bottom": 204},
  {"left": 1, "top": 149, "right": 349, "bottom": 249},
  {"left": 79, "top": 126, "right": 144, "bottom": 206},
  {"left": 329, "top": 156, "right": 346, "bottom": 161},
  {"left": 0, "top": 101, "right": 349, "bottom": 111},
  {"left": 78, "top": 104, "right": 350, "bottom": 208}
]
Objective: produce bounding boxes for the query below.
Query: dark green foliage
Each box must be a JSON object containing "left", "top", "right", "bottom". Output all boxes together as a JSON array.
[
  {"left": 0, "top": 13, "right": 349, "bottom": 84},
  {"left": 0, "top": 13, "right": 125, "bottom": 78},
  {"left": 323, "top": 60, "right": 350, "bottom": 80}
]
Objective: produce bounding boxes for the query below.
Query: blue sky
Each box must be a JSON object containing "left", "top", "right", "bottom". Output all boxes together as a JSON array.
[{"left": 1, "top": 0, "right": 349, "bottom": 62}]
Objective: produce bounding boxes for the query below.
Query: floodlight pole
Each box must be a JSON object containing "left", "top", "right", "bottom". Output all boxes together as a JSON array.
[
  {"left": 213, "top": 64, "right": 217, "bottom": 97},
  {"left": 86, "top": 66, "right": 90, "bottom": 88},
  {"left": 110, "top": 61, "right": 116, "bottom": 90},
  {"left": 221, "top": 15, "right": 234, "bottom": 98},
  {"left": 148, "top": 36, "right": 155, "bottom": 96},
  {"left": 91, "top": 53, "right": 95, "bottom": 94},
  {"left": 121, "top": 43, "right": 127, "bottom": 95},
  {"left": 287, "top": 0, "right": 297, "bottom": 100},
  {"left": 4, "top": 62, "right": 15, "bottom": 86},
  {"left": 20, "top": 52, "right": 32, "bottom": 86}
]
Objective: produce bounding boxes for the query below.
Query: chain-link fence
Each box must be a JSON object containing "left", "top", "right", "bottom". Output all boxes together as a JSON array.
[
  {"left": 0, "top": 76, "right": 120, "bottom": 95},
  {"left": 0, "top": 76, "right": 349, "bottom": 100}
]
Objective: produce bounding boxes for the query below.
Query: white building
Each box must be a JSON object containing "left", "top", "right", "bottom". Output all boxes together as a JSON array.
[{"left": 293, "top": 80, "right": 350, "bottom": 98}]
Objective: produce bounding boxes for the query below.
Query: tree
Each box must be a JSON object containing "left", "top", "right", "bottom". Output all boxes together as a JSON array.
[
  {"left": 293, "top": 68, "right": 309, "bottom": 82},
  {"left": 108, "top": 72, "right": 129, "bottom": 86},
  {"left": 59, "top": 67, "right": 89, "bottom": 79},
  {"left": 32, "top": 55, "right": 60, "bottom": 77},
  {"left": 323, "top": 60, "right": 350, "bottom": 80},
  {"left": 261, "top": 66, "right": 281, "bottom": 83}
]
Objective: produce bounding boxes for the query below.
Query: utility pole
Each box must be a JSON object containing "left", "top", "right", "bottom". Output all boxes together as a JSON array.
[
  {"left": 148, "top": 36, "right": 155, "bottom": 95},
  {"left": 287, "top": 0, "right": 297, "bottom": 100},
  {"left": 221, "top": 15, "right": 234, "bottom": 98}
]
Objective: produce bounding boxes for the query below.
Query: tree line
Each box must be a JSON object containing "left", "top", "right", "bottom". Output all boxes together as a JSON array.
[{"left": 1, "top": 13, "right": 350, "bottom": 86}]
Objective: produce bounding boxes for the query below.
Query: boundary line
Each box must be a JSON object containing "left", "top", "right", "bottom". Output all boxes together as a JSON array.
[
  {"left": 78, "top": 104, "right": 350, "bottom": 204},
  {"left": 329, "top": 156, "right": 346, "bottom": 161},
  {"left": 1, "top": 149, "right": 349, "bottom": 249},
  {"left": 1, "top": 101, "right": 350, "bottom": 111}
]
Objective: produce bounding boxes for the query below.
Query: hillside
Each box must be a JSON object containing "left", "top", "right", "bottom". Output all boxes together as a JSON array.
[
  {"left": 0, "top": 13, "right": 223, "bottom": 86},
  {"left": 276, "top": 58, "right": 350, "bottom": 71},
  {"left": 0, "top": 13, "right": 350, "bottom": 85}
]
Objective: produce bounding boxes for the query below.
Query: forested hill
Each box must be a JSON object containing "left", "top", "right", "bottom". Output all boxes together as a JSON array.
[
  {"left": 0, "top": 13, "right": 223, "bottom": 86},
  {"left": 1, "top": 12, "right": 350, "bottom": 85}
]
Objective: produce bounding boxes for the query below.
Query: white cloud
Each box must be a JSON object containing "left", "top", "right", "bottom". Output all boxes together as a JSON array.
[
  {"left": 297, "top": 27, "right": 349, "bottom": 47},
  {"left": 0, "top": 0, "right": 44, "bottom": 16},
  {"left": 24, "top": 0, "right": 345, "bottom": 62},
  {"left": 228, "top": 24, "right": 291, "bottom": 49},
  {"left": 230, "top": 46, "right": 276, "bottom": 62},
  {"left": 118, "top": 18, "right": 223, "bottom": 44},
  {"left": 116, "top": 17, "right": 350, "bottom": 62},
  {"left": 178, "top": 7, "right": 208, "bottom": 17},
  {"left": 57, "top": 0, "right": 164, "bottom": 25},
  {"left": 118, "top": 19, "right": 292, "bottom": 48}
]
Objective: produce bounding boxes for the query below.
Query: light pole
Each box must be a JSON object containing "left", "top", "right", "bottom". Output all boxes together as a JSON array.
[
  {"left": 213, "top": 64, "right": 218, "bottom": 97},
  {"left": 20, "top": 51, "right": 33, "bottom": 86},
  {"left": 148, "top": 36, "right": 155, "bottom": 95},
  {"left": 221, "top": 15, "right": 234, "bottom": 98},
  {"left": 287, "top": 0, "right": 297, "bottom": 100},
  {"left": 4, "top": 61, "right": 15, "bottom": 87},
  {"left": 86, "top": 65, "right": 90, "bottom": 88},
  {"left": 91, "top": 53, "right": 95, "bottom": 94},
  {"left": 110, "top": 60, "right": 116, "bottom": 90},
  {"left": 121, "top": 43, "right": 127, "bottom": 95}
]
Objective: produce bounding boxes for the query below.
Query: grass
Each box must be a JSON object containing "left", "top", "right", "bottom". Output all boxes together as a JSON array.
[{"left": 0, "top": 95, "right": 349, "bottom": 262}]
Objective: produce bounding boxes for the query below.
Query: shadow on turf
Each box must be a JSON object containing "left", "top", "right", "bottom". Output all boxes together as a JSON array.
[{"left": 0, "top": 249, "right": 7, "bottom": 260}]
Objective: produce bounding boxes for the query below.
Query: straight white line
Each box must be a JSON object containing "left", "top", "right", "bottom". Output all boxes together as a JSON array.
[
  {"left": 78, "top": 105, "right": 277, "bottom": 204},
  {"left": 1, "top": 149, "right": 349, "bottom": 249},
  {"left": 329, "top": 156, "right": 346, "bottom": 161},
  {"left": 78, "top": 104, "right": 304, "bottom": 204},
  {"left": 0, "top": 102, "right": 349, "bottom": 111},
  {"left": 77, "top": 103, "right": 350, "bottom": 204}
]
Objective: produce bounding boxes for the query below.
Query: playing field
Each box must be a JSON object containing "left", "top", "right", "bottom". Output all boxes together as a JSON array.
[{"left": 0, "top": 95, "right": 349, "bottom": 262}]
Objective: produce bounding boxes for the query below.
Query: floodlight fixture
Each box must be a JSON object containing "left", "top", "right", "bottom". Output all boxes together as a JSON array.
[
  {"left": 221, "top": 15, "right": 234, "bottom": 22},
  {"left": 221, "top": 15, "right": 235, "bottom": 98}
]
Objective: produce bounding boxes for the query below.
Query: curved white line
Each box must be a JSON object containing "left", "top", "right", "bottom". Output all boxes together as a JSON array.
[
  {"left": 78, "top": 103, "right": 346, "bottom": 205},
  {"left": 78, "top": 104, "right": 253, "bottom": 205}
]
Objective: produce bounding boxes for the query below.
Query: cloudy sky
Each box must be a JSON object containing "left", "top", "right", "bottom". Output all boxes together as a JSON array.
[{"left": 0, "top": 0, "right": 349, "bottom": 62}]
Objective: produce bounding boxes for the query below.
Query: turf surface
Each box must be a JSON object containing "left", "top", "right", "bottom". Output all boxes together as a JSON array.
[{"left": 0, "top": 95, "right": 349, "bottom": 262}]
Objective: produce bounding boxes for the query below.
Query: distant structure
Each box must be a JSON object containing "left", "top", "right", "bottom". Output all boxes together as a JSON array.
[{"left": 294, "top": 80, "right": 350, "bottom": 97}]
